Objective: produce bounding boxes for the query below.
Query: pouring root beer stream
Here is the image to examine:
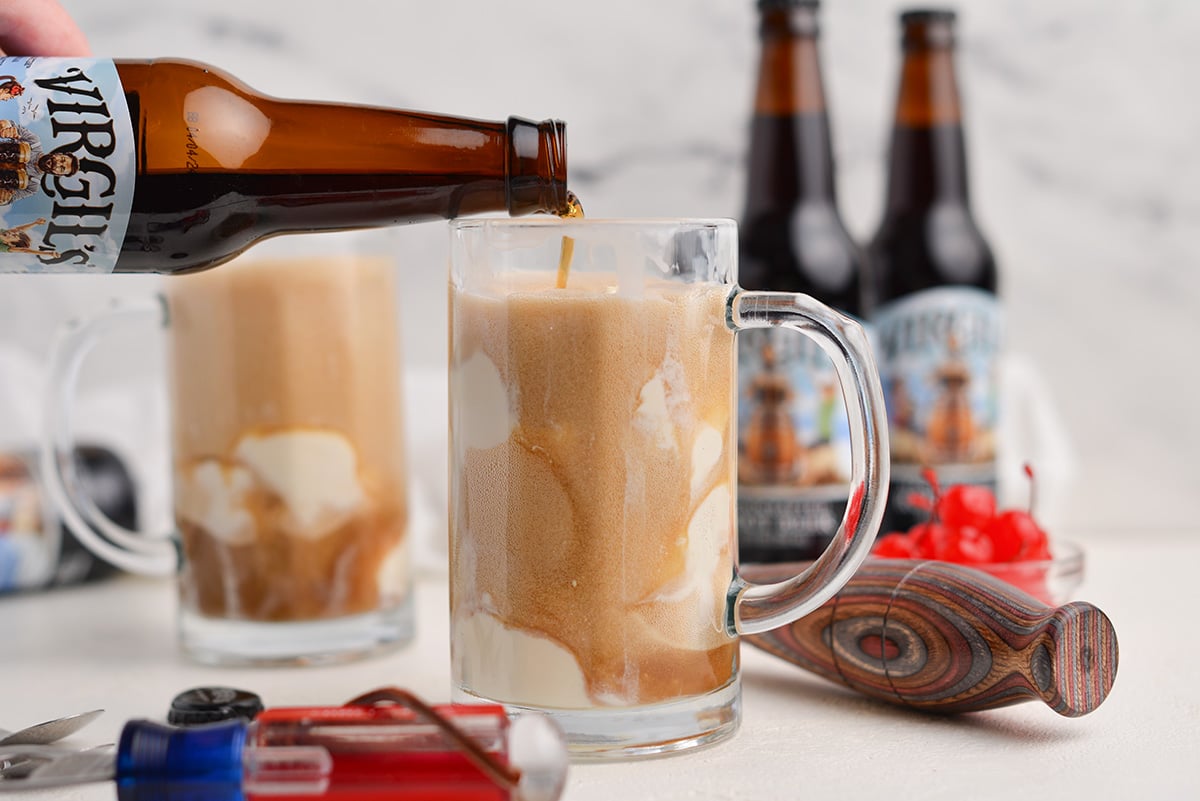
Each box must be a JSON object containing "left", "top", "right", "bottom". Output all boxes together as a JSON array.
[{"left": 555, "top": 193, "right": 585, "bottom": 289}]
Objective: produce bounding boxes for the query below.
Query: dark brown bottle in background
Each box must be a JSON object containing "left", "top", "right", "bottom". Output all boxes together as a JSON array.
[
  {"left": 0, "top": 57, "right": 569, "bottom": 275},
  {"left": 737, "top": 0, "right": 867, "bottom": 564},
  {"left": 867, "top": 9, "right": 1001, "bottom": 532}
]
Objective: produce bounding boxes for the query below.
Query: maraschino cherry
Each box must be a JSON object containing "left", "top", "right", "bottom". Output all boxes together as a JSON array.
[{"left": 873, "top": 464, "right": 1050, "bottom": 566}]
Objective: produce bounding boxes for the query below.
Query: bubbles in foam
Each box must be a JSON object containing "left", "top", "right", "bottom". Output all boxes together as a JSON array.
[{"left": 691, "top": 425, "right": 724, "bottom": 500}]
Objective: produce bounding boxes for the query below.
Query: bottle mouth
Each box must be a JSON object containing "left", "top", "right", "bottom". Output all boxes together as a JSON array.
[
  {"left": 758, "top": 0, "right": 820, "bottom": 36},
  {"left": 505, "top": 116, "right": 570, "bottom": 217},
  {"left": 544, "top": 119, "right": 569, "bottom": 214},
  {"left": 900, "top": 7, "right": 957, "bottom": 25},
  {"left": 757, "top": 0, "right": 820, "bottom": 9}
]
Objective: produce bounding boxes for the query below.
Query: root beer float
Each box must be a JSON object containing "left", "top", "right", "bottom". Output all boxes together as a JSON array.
[
  {"left": 168, "top": 254, "right": 409, "bottom": 624},
  {"left": 451, "top": 274, "right": 738, "bottom": 708}
]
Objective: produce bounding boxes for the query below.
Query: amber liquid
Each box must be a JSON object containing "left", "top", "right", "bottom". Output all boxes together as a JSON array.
[
  {"left": 869, "top": 125, "right": 995, "bottom": 300},
  {"left": 121, "top": 171, "right": 484, "bottom": 274},
  {"left": 168, "top": 256, "right": 409, "bottom": 622},
  {"left": 554, "top": 192, "right": 585, "bottom": 288},
  {"left": 740, "top": 115, "right": 863, "bottom": 310}
]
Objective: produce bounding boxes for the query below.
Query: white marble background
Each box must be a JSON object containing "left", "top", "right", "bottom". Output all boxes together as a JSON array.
[{"left": 0, "top": 0, "right": 1195, "bottom": 542}]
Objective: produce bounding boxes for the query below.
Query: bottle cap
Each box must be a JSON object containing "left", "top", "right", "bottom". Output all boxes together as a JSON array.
[
  {"left": 900, "top": 8, "right": 957, "bottom": 25},
  {"left": 756, "top": 0, "right": 820, "bottom": 36},
  {"left": 758, "top": 0, "right": 819, "bottom": 10},
  {"left": 167, "top": 688, "right": 264, "bottom": 726},
  {"left": 899, "top": 8, "right": 957, "bottom": 47}
]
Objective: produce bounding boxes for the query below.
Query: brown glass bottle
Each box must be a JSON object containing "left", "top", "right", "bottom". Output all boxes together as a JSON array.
[
  {"left": 3, "top": 58, "right": 568, "bottom": 274},
  {"left": 867, "top": 9, "right": 1002, "bottom": 532},
  {"left": 737, "top": 0, "right": 866, "bottom": 564}
]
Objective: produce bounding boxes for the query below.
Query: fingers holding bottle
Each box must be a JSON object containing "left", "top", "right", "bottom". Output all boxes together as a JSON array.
[{"left": 0, "top": 0, "right": 90, "bottom": 57}]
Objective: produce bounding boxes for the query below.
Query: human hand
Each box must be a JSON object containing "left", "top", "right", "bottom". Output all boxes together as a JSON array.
[{"left": 0, "top": 0, "right": 90, "bottom": 56}]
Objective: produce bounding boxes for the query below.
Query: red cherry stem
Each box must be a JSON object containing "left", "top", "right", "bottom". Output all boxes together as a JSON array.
[
  {"left": 1024, "top": 463, "right": 1037, "bottom": 516},
  {"left": 921, "top": 467, "right": 942, "bottom": 524}
]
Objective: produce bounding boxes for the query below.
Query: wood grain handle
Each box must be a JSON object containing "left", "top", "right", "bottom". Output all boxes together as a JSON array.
[{"left": 742, "top": 559, "right": 1119, "bottom": 716}]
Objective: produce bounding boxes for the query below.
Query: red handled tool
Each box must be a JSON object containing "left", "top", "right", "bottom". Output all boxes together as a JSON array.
[{"left": 0, "top": 688, "right": 567, "bottom": 800}]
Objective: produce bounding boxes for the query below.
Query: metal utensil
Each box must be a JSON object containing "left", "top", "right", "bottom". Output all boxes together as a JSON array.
[
  {"left": 0, "top": 710, "right": 104, "bottom": 746},
  {"left": 0, "top": 747, "right": 116, "bottom": 790},
  {"left": 0, "top": 744, "right": 113, "bottom": 780}
]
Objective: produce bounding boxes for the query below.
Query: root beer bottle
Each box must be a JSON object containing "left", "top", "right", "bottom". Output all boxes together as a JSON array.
[
  {"left": 0, "top": 57, "right": 569, "bottom": 275},
  {"left": 867, "top": 9, "right": 1001, "bottom": 532},
  {"left": 737, "top": 0, "right": 866, "bottom": 563}
]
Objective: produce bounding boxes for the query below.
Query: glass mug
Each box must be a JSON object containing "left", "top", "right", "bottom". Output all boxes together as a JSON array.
[
  {"left": 448, "top": 218, "right": 889, "bottom": 758},
  {"left": 40, "top": 239, "right": 414, "bottom": 665}
]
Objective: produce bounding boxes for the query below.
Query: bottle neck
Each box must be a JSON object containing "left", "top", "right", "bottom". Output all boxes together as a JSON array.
[
  {"left": 884, "top": 29, "right": 971, "bottom": 212},
  {"left": 506, "top": 117, "right": 569, "bottom": 216},
  {"left": 747, "top": 5, "right": 837, "bottom": 204}
]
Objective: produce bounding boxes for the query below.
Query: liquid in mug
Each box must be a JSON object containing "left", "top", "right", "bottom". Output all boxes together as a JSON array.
[
  {"left": 450, "top": 269, "right": 739, "bottom": 709},
  {"left": 168, "top": 255, "right": 409, "bottom": 622}
]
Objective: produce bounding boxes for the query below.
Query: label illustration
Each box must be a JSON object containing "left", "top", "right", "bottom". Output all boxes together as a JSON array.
[
  {"left": 0, "top": 57, "right": 134, "bottom": 274},
  {"left": 874, "top": 287, "right": 1003, "bottom": 519},
  {"left": 737, "top": 327, "right": 853, "bottom": 554},
  {"left": 0, "top": 451, "right": 52, "bottom": 591}
]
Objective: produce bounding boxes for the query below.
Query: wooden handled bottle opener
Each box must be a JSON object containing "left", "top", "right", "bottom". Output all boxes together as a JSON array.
[{"left": 741, "top": 559, "right": 1118, "bottom": 716}]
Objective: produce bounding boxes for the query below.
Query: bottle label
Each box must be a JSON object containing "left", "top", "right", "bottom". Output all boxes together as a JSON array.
[
  {"left": 0, "top": 58, "right": 134, "bottom": 274},
  {"left": 0, "top": 451, "right": 54, "bottom": 591},
  {"left": 1, "top": 449, "right": 122, "bottom": 592},
  {"left": 736, "top": 326, "right": 854, "bottom": 556},
  {"left": 873, "top": 287, "right": 1003, "bottom": 523}
]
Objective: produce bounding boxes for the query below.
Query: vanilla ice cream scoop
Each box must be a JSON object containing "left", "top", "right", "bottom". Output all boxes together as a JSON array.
[
  {"left": 175, "top": 460, "right": 256, "bottom": 546},
  {"left": 234, "top": 429, "right": 366, "bottom": 540}
]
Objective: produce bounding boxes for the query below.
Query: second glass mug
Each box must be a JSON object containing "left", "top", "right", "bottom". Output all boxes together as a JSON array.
[
  {"left": 449, "top": 218, "right": 889, "bottom": 758},
  {"left": 39, "top": 240, "right": 414, "bottom": 666}
]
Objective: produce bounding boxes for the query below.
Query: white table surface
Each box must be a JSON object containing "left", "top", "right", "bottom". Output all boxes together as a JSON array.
[{"left": 1, "top": 535, "right": 1197, "bottom": 801}]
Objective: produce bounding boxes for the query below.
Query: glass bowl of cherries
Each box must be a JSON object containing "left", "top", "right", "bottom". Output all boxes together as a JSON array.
[{"left": 872, "top": 466, "right": 1083, "bottom": 605}]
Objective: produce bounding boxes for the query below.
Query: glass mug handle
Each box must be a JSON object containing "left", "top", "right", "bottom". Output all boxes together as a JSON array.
[
  {"left": 39, "top": 296, "right": 177, "bottom": 577},
  {"left": 728, "top": 289, "right": 890, "bottom": 635}
]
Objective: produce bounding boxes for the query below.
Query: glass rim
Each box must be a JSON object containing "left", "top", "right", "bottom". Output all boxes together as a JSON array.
[{"left": 449, "top": 216, "right": 737, "bottom": 232}]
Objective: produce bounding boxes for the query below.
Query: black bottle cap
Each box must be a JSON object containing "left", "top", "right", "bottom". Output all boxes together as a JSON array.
[
  {"left": 758, "top": 0, "right": 819, "bottom": 9},
  {"left": 900, "top": 8, "right": 957, "bottom": 25},
  {"left": 167, "top": 687, "right": 264, "bottom": 726}
]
